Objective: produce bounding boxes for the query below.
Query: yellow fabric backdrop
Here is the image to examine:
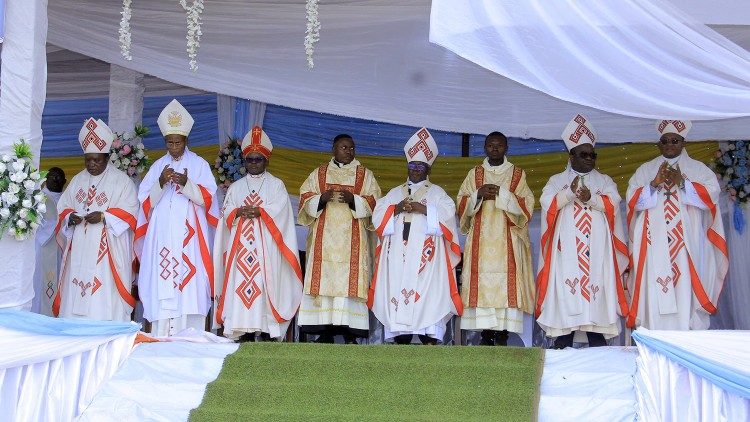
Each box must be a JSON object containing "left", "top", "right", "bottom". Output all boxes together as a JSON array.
[{"left": 41, "top": 141, "right": 718, "bottom": 208}]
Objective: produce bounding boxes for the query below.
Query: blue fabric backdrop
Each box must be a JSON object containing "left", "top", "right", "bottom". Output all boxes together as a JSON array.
[
  {"left": 41, "top": 95, "right": 610, "bottom": 158},
  {"left": 41, "top": 95, "right": 218, "bottom": 157}
]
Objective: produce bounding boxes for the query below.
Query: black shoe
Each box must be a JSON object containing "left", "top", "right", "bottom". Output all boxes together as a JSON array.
[
  {"left": 343, "top": 334, "right": 359, "bottom": 344},
  {"left": 259, "top": 332, "right": 276, "bottom": 342},
  {"left": 394, "top": 334, "right": 413, "bottom": 345},
  {"left": 314, "top": 334, "right": 335, "bottom": 343},
  {"left": 418, "top": 335, "right": 437, "bottom": 345},
  {"left": 494, "top": 330, "right": 509, "bottom": 346},
  {"left": 586, "top": 332, "right": 607, "bottom": 347},
  {"left": 553, "top": 333, "right": 574, "bottom": 349},
  {"left": 237, "top": 332, "right": 255, "bottom": 343},
  {"left": 479, "top": 330, "right": 495, "bottom": 346}
]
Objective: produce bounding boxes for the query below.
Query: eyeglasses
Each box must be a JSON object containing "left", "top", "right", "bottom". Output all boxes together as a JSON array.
[
  {"left": 659, "top": 139, "right": 682, "bottom": 145},
  {"left": 574, "top": 152, "right": 597, "bottom": 160},
  {"left": 407, "top": 162, "right": 428, "bottom": 171},
  {"left": 244, "top": 156, "right": 266, "bottom": 163}
]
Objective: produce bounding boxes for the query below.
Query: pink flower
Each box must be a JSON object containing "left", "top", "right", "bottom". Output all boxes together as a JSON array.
[
  {"left": 112, "top": 139, "right": 122, "bottom": 149},
  {"left": 729, "top": 188, "right": 737, "bottom": 195},
  {"left": 127, "top": 166, "right": 136, "bottom": 176},
  {"left": 122, "top": 145, "right": 132, "bottom": 155},
  {"left": 715, "top": 150, "right": 723, "bottom": 158},
  {"left": 130, "top": 159, "right": 139, "bottom": 166}
]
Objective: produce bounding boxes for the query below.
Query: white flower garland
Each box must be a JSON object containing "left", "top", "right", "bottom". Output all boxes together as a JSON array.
[
  {"left": 119, "top": 0, "right": 133, "bottom": 61},
  {"left": 305, "top": 0, "right": 321, "bottom": 69},
  {"left": 179, "top": 0, "right": 205, "bottom": 71}
]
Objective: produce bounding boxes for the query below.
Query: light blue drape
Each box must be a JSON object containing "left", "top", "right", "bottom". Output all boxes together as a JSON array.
[
  {"left": 632, "top": 330, "right": 750, "bottom": 399},
  {"left": 0, "top": 309, "right": 140, "bottom": 337}
]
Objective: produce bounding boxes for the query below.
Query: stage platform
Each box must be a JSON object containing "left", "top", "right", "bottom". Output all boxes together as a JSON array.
[
  {"left": 3, "top": 309, "right": 748, "bottom": 421},
  {"left": 78, "top": 342, "right": 637, "bottom": 421}
]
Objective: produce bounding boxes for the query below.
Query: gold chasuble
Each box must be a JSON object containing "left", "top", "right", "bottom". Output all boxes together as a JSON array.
[
  {"left": 297, "top": 159, "right": 381, "bottom": 331},
  {"left": 456, "top": 159, "right": 535, "bottom": 333}
]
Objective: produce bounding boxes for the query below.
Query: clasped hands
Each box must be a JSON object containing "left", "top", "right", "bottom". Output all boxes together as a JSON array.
[
  {"left": 320, "top": 189, "right": 355, "bottom": 206},
  {"left": 159, "top": 166, "right": 189, "bottom": 188},
  {"left": 650, "top": 162, "right": 683, "bottom": 188},
  {"left": 68, "top": 211, "right": 104, "bottom": 227},
  {"left": 570, "top": 176, "right": 591, "bottom": 203},
  {"left": 477, "top": 184, "right": 501, "bottom": 201},
  {"left": 237, "top": 205, "right": 261, "bottom": 219},
  {"left": 395, "top": 199, "right": 427, "bottom": 215}
]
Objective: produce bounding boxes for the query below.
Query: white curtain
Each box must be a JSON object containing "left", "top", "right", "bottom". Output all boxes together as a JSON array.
[
  {"left": 429, "top": 0, "right": 750, "bottom": 121},
  {"left": 232, "top": 98, "right": 266, "bottom": 140},
  {"left": 46, "top": 0, "right": 750, "bottom": 142},
  {"left": 712, "top": 193, "right": 750, "bottom": 330},
  {"left": 217, "top": 95, "right": 266, "bottom": 145},
  {"left": 216, "top": 94, "right": 233, "bottom": 145},
  {"left": 633, "top": 329, "right": 750, "bottom": 421},
  {"left": 0, "top": 0, "right": 6, "bottom": 43},
  {"left": 0, "top": 0, "right": 48, "bottom": 310},
  {"left": 107, "top": 64, "right": 144, "bottom": 133}
]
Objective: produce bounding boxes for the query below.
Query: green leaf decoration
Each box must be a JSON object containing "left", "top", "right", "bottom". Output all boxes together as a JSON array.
[
  {"left": 134, "top": 124, "right": 150, "bottom": 137},
  {"left": 13, "top": 139, "right": 33, "bottom": 159}
]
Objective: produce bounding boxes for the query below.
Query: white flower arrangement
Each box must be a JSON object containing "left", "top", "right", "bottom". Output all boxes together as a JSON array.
[
  {"left": 109, "top": 124, "right": 151, "bottom": 177},
  {"left": 305, "top": 0, "right": 321, "bottom": 69},
  {"left": 179, "top": 0, "right": 205, "bottom": 71},
  {"left": 119, "top": 0, "right": 133, "bottom": 61},
  {"left": 0, "top": 140, "right": 47, "bottom": 241}
]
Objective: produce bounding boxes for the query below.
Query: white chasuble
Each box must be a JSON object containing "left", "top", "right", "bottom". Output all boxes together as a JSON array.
[
  {"left": 456, "top": 159, "right": 535, "bottom": 333},
  {"left": 537, "top": 168, "right": 629, "bottom": 338},
  {"left": 297, "top": 158, "right": 381, "bottom": 330},
  {"left": 369, "top": 180, "right": 462, "bottom": 337},
  {"left": 626, "top": 150, "right": 727, "bottom": 330},
  {"left": 54, "top": 165, "right": 139, "bottom": 321},
  {"left": 135, "top": 149, "right": 219, "bottom": 329},
  {"left": 213, "top": 172, "right": 303, "bottom": 339}
]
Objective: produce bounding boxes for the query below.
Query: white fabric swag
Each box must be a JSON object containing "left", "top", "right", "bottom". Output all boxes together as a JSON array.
[
  {"left": 430, "top": 0, "right": 750, "bottom": 121},
  {"left": 46, "top": 0, "right": 750, "bottom": 142}
]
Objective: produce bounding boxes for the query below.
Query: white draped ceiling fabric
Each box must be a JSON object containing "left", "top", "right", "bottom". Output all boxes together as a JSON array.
[
  {"left": 45, "top": 0, "right": 750, "bottom": 142},
  {"left": 429, "top": 0, "right": 750, "bottom": 121}
]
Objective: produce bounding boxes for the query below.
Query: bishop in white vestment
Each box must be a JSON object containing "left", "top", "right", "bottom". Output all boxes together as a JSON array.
[
  {"left": 135, "top": 99, "right": 220, "bottom": 336},
  {"left": 536, "top": 115, "right": 629, "bottom": 348},
  {"left": 54, "top": 119, "right": 139, "bottom": 321},
  {"left": 369, "top": 128, "right": 462, "bottom": 344},
  {"left": 213, "top": 127, "right": 303, "bottom": 340},
  {"left": 626, "top": 120, "right": 727, "bottom": 330}
]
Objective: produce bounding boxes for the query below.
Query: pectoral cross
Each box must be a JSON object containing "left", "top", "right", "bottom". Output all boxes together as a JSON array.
[{"left": 664, "top": 188, "right": 675, "bottom": 201}]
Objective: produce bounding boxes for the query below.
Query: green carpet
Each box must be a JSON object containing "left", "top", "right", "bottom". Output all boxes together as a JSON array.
[{"left": 190, "top": 343, "right": 545, "bottom": 421}]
